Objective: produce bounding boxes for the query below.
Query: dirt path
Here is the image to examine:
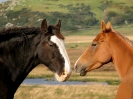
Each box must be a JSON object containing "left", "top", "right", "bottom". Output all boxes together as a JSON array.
[
  {"left": 65, "top": 36, "right": 133, "bottom": 43},
  {"left": 65, "top": 36, "right": 95, "bottom": 43}
]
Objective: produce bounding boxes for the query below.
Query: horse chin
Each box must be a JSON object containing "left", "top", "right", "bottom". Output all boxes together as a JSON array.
[
  {"left": 55, "top": 72, "right": 71, "bottom": 82},
  {"left": 87, "top": 62, "right": 102, "bottom": 72}
]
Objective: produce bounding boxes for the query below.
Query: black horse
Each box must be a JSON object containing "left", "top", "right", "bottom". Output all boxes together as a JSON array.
[{"left": 0, "top": 19, "right": 71, "bottom": 99}]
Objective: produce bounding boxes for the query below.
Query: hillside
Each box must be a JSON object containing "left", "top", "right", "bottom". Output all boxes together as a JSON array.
[{"left": 0, "top": 0, "right": 133, "bottom": 35}]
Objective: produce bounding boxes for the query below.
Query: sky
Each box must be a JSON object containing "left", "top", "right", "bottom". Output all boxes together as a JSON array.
[{"left": 0, "top": 0, "right": 8, "bottom": 3}]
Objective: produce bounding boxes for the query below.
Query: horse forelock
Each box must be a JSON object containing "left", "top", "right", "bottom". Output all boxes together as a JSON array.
[{"left": 48, "top": 25, "right": 64, "bottom": 40}]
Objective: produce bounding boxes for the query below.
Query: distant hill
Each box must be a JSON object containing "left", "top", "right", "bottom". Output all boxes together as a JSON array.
[{"left": 0, "top": 0, "right": 133, "bottom": 31}]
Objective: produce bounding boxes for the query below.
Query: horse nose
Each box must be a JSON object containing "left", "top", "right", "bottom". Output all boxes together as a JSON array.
[
  {"left": 74, "top": 64, "right": 81, "bottom": 73},
  {"left": 74, "top": 64, "right": 87, "bottom": 76}
]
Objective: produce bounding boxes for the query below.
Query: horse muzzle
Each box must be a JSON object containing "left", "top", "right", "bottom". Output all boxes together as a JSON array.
[
  {"left": 55, "top": 71, "right": 71, "bottom": 82},
  {"left": 74, "top": 64, "right": 87, "bottom": 76}
]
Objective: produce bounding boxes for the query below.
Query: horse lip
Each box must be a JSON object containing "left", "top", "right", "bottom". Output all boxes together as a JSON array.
[{"left": 80, "top": 69, "right": 86, "bottom": 76}]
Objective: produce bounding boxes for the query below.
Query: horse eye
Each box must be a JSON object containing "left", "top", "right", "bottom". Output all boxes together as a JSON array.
[
  {"left": 92, "top": 43, "right": 97, "bottom": 46},
  {"left": 49, "top": 44, "right": 53, "bottom": 47},
  {"left": 49, "top": 44, "right": 54, "bottom": 47}
]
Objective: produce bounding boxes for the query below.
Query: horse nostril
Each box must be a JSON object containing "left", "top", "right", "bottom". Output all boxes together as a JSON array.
[{"left": 75, "top": 65, "right": 77, "bottom": 69}]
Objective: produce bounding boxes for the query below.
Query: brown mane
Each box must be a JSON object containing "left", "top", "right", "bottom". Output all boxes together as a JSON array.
[{"left": 115, "top": 31, "right": 133, "bottom": 47}]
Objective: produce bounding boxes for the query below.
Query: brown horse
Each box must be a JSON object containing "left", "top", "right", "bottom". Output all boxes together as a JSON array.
[{"left": 74, "top": 20, "right": 133, "bottom": 99}]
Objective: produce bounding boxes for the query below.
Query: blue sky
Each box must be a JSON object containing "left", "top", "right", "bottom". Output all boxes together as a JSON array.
[{"left": 0, "top": 0, "right": 8, "bottom": 3}]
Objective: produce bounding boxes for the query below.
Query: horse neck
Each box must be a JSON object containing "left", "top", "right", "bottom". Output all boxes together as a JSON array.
[
  {"left": 0, "top": 33, "right": 41, "bottom": 91},
  {"left": 107, "top": 33, "right": 133, "bottom": 79}
]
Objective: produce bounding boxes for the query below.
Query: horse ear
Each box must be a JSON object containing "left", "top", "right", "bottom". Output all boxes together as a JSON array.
[
  {"left": 101, "top": 20, "right": 106, "bottom": 32},
  {"left": 40, "top": 19, "right": 48, "bottom": 34},
  {"left": 56, "top": 20, "right": 61, "bottom": 28},
  {"left": 106, "top": 22, "right": 112, "bottom": 32}
]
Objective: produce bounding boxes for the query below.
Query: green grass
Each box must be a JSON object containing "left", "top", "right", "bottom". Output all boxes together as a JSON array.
[
  {"left": 65, "top": 25, "right": 133, "bottom": 36},
  {"left": 66, "top": 42, "right": 90, "bottom": 49},
  {"left": 64, "top": 27, "right": 100, "bottom": 36},
  {"left": 113, "top": 25, "right": 133, "bottom": 36},
  {"left": 12, "top": 0, "right": 133, "bottom": 22},
  {"left": 15, "top": 84, "right": 118, "bottom": 99},
  {"left": 12, "top": 0, "right": 104, "bottom": 20},
  {"left": 13, "top": 0, "right": 75, "bottom": 13},
  {"left": 69, "top": 72, "right": 120, "bottom": 85}
]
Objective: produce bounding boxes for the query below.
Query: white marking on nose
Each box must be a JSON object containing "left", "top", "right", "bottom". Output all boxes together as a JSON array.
[
  {"left": 50, "top": 35, "right": 71, "bottom": 74},
  {"left": 74, "top": 57, "right": 80, "bottom": 69}
]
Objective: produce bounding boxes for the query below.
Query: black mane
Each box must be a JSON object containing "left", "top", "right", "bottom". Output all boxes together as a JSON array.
[{"left": 0, "top": 27, "right": 40, "bottom": 42}]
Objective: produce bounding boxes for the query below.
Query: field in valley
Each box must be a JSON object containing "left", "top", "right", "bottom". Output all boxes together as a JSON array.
[{"left": 15, "top": 85, "right": 118, "bottom": 99}]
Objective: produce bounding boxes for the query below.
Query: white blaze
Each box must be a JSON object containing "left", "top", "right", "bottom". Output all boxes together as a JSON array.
[
  {"left": 74, "top": 57, "right": 80, "bottom": 69},
  {"left": 50, "top": 35, "right": 71, "bottom": 75}
]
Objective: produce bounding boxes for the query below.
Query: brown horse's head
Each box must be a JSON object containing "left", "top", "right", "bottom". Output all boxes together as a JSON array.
[{"left": 74, "top": 20, "right": 113, "bottom": 76}]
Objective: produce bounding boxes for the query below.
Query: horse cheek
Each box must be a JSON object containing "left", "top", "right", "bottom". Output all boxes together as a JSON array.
[
  {"left": 98, "top": 50, "right": 111, "bottom": 63},
  {"left": 38, "top": 43, "right": 50, "bottom": 64}
]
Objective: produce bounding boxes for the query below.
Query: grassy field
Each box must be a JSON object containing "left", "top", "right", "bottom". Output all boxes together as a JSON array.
[
  {"left": 15, "top": 85, "right": 118, "bottom": 99},
  {"left": 64, "top": 24, "right": 133, "bottom": 36},
  {"left": 13, "top": 0, "right": 103, "bottom": 13},
  {"left": 12, "top": 0, "right": 133, "bottom": 21}
]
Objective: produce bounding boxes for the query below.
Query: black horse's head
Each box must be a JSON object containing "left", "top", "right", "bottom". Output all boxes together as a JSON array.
[{"left": 37, "top": 19, "right": 71, "bottom": 82}]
